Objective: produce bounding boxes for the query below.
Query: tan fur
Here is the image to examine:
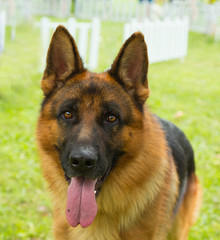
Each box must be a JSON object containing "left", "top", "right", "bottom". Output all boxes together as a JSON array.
[
  {"left": 168, "top": 174, "right": 202, "bottom": 240},
  {"left": 36, "top": 26, "right": 201, "bottom": 240},
  {"left": 37, "top": 106, "right": 181, "bottom": 240}
]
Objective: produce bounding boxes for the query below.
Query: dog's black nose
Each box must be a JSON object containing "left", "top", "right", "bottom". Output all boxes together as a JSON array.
[
  {"left": 69, "top": 147, "right": 97, "bottom": 172},
  {"left": 70, "top": 156, "right": 96, "bottom": 170}
]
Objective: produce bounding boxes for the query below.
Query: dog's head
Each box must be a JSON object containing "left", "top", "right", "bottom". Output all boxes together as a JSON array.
[{"left": 37, "top": 26, "right": 149, "bottom": 228}]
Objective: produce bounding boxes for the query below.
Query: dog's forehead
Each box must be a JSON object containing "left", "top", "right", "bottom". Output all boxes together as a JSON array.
[
  {"left": 51, "top": 72, "right": 132, "bottom": 113},
  {"left": 62, "top": 73, "right": 125, "bottom": 101}
]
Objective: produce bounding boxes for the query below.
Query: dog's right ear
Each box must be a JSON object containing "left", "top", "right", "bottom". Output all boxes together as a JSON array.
[{"left": 41, "top": 26, "right": 84, "bottom": 96}]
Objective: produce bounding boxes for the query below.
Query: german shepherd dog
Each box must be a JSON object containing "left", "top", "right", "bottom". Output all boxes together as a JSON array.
[{"left": 37, "top": 26, "right": 201, "bottom": 240}]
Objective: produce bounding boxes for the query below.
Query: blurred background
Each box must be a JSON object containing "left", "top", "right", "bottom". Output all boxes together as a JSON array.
[{"left": 0, "top": 0, "right": 219, "bottom": 239}]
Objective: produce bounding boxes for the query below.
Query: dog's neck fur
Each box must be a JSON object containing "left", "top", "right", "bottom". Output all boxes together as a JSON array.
[{"left": 44, "top": 111, "right": 179, "bottom": 240}]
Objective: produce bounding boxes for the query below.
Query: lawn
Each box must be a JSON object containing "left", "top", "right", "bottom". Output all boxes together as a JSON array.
[{"left": 0, "top": 21, "right": 219, "bottom": 240}]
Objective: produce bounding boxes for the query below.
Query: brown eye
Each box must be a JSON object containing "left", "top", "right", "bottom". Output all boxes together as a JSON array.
[
  {"left": 107, "top": 114, "right": 117, "bottom": 123},
  {"left": 63, "top": 111, "right": 73, "bottom": 119}
]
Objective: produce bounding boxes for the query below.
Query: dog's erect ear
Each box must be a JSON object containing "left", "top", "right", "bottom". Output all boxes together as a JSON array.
[
  {"left": 41, "top": 26, "right": 84, "bottom": 96},
  {"left": 109, "top": 32, "right": 149, "bottom": 108}
]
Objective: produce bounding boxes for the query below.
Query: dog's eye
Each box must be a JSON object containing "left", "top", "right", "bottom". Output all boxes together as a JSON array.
[
  {"left": 106, "top": 114, "right": 117, "bottom": 123},
  {"left": 63, "top": 111, "right": 73, "bottom": 119}
]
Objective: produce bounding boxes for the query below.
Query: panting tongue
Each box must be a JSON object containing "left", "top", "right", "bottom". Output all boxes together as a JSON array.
[{"left": 66, "top": 177, "right": 97, "bottom": 228}]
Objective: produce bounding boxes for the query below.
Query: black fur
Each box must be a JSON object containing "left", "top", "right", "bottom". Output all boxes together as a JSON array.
[{"left": 156, "top": 116, "right": 195, "bottom": 212}]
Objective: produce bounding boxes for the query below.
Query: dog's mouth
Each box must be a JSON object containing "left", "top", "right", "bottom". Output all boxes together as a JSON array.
[
  {"left": 64, "top": 165, "right": 111, "bottom": 197},
  {"left": 64, "top": 166, "right": 111, "bottom": 228}
]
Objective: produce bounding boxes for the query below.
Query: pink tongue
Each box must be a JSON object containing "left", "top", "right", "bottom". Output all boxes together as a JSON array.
[{"left": 66, "top": 177, "right": 97, "bottom": 228}]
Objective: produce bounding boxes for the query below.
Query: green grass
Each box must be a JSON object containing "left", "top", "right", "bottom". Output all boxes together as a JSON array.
[{"left": 0, "top": 21, "right": 219, "bottom": 239}]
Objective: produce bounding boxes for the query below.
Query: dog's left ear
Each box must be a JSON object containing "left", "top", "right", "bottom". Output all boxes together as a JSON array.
[
  {"left": 109, "top": 32, "right": 149, "bottom": 107},
  {"left": 41, "top": 26, "right": 84, "bottom": 96}
]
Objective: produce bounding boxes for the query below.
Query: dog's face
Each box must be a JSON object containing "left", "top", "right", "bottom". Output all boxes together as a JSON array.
[
  {"left": 37, "top": 26, "right": 149, "bottom": 228},
  {"left": 48, "top": 73, "right": 135, "bottom": 184}
]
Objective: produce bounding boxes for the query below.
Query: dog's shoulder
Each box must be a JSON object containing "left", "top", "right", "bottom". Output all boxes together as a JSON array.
[{"left": 155, "top": 116, "right": 195, "bottom": 181}]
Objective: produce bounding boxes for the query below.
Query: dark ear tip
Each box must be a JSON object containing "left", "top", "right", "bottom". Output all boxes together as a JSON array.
[
  {"left": 54, "top": 25, "right": 68, "bottom": 35},
  {"left": 130, "top": 31, "right": 145, "bottom": 41},
  {"left": 134, "top": 31, "right": 144, "bottom": 38},
  {"left": 52, "top": 25, "right": 76, "bottom": 46},
  {"left": 53, "top": 25, "right": 73, "bottom": 40}
]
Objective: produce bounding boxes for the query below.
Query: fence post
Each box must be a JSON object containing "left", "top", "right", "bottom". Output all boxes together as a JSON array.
[
  {"left": 123, "top": 23, "right": 130, "bottom": 42},
  {"left": 88, "top": 18, "right": 101, "bottom": 70},
  {"left": 0, "top": 11, "right": 6, "bottom": 54},
  {"left": 78, "top": 24, "right": 89, "bottom": 62},
  {"left": 40, "top": 17, "right": 51, "bottom": 71},
  {"left": 182, "top": 17, "right": 189, "bottom": 59},
  {"left": 75, "top": 0, "right": 80, "bottom": 18},
  {"left": 67, "top": 17, "right": 77, "bottom": 37}
]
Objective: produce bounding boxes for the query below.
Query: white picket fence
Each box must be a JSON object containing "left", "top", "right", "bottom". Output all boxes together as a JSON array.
[
  {"left": 39, "top": 17, "right": 101, "bottom": 71},
  {"left": 0, "top": 10, "right": 6, "bottom": 54},
  {"left": 124, "top": 18, "right": 189, "bottom": 63},
  {"left": 190, "top": 2, "right": 220, "bottom": 40},
  {"left": 32, "top": 0, "right": 72, "bottom": 17},
  {"left": 75, "top": 0, "right": 163, "bottom": 22}
]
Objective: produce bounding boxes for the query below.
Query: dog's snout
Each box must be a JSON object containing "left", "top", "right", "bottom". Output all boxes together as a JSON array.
[{"left": 69, "top": 147, "right": 97, "bottom": 173}]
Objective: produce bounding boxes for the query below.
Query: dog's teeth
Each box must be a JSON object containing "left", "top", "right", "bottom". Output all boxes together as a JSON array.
[{"left": 94, "top": 190, "right": 96, "bottom": 194}]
